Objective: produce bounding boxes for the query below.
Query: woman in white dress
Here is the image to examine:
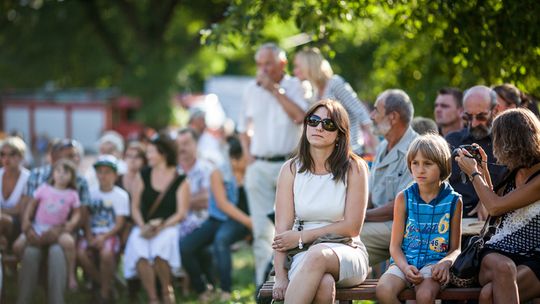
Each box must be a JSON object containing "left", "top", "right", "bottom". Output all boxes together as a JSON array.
[
  {"left": 272, "top": 99, "right": 370, "bottom": 303},
  {"left": 0, "top": 136, "right": 30, "bottom": 250}
]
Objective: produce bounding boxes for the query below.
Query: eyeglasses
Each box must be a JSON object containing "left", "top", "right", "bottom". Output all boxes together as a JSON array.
[
  {"left": 0, "top": 151, "right": 18, "bottom": 158},
  {"left": 306, "top": 114, "right": 338, "bottom": 132},
  {"left": 462, "top": 111, "right": 492, "bottom": 122}
]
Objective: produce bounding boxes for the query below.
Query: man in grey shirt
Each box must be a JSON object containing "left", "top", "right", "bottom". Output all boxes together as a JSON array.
[{"left": 361, "top": 89, "right": 419, "bottom": 266}]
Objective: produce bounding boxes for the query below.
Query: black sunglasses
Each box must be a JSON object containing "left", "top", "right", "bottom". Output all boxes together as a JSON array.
[
  {"left": 306, "top": 114, "right": 338, "bottom": 132},
  {"left": 0, "top": 151, "right": 18, "bottom": 158}
]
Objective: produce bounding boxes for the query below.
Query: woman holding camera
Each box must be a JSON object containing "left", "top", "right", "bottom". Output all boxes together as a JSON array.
[
  {"left": 123, "top": 134, "right": 190, "bottom": 304},
  {"left": 455, "top": 108, "right": 540, "bottom": 302}
]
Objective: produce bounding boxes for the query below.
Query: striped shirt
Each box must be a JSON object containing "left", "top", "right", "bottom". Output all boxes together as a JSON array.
[
  {"left": 25, "top": 164, "right": 91, "bottom": 206},
  {"left": 321, "top": 75, "right": 371, "bottom": 153}
]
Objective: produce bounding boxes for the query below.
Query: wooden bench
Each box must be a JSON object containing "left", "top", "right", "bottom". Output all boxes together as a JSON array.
[{"left": 258, "top": 279, "right": 482, "bottom": 303}]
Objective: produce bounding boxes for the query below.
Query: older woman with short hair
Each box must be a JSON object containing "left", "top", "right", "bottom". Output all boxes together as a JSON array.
[{"left": 456, "top": 108, "right": 540, "bottom": 302}]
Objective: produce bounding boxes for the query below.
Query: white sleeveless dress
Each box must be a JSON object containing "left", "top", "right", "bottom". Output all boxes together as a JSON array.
[{"left": 288, "top": 167, "right": 369, "bottom": 287}]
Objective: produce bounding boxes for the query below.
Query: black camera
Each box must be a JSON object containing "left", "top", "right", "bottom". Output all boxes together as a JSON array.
[{"left": 451, "top": 144, "right": 482, "bottom": 164}]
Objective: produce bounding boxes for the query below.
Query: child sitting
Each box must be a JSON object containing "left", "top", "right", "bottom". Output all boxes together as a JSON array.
[
  {"left": 14, "top": 159, "right": 81, "bottom": 291},
  {"left": 376, "top": 134, "right": 463, "bottom": 303},
  {"left": 77, "top": 155, "right": 129, "bottom": 302}
]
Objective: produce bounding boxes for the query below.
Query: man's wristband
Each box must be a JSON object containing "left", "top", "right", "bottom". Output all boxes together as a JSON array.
[{"left": 470, "top": 171, "right": 482, "bottom": 182}]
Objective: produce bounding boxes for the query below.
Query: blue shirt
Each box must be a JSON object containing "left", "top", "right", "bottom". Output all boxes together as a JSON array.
[
  {"left": 397, "top": 182, "right": 460, "bottom": 269},
  {"left": 208, "top": 162, "right": 238, "bottom": 221}
]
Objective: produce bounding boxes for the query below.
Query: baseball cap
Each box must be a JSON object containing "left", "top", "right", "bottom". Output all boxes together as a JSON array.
[{"left": 93, "top": 154, "right": 118, "bottom": 172}]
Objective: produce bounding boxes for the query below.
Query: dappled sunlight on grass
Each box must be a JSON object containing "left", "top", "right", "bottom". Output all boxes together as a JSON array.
[{"left": 4, "top": 244, "right": 257, "bottom": 303}]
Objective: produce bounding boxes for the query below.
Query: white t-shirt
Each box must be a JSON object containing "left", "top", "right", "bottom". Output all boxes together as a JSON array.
[
  {"left": 238, "top": 75, "right": 308, "bottom": 157},
  {"left": 87, "top": 186, "right": 130, "bottom": 234},
  {"left": 0, "top": 167, "right": 30, "bottom": 209}
]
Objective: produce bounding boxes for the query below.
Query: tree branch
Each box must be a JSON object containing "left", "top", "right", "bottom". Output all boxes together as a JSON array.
[
  {"left": 151, "top": 0, "right": 181, "bottom": 44},
  {"left": 116, "top": 0, "right": 149, "bottom": 46},
  {"left": 81, "top": 0, "right": 127, "bottom": 66}
]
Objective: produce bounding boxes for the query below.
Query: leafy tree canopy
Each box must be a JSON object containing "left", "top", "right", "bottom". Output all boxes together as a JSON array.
[
  {"left": 209, "top": 0, "right": 540, "bottom": 115},
  {"left": 2, "top": 0, "right": 539, "bottom": 126}
]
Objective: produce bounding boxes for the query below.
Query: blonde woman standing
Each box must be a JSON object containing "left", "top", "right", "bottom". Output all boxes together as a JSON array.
[{"left": 294, "top": 48, "right": 375, "bottom": 155}]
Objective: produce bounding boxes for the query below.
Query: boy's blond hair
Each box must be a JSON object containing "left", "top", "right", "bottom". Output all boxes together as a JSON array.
[{"left": 406, "top": 134, "right": 452, "bottom": 181}]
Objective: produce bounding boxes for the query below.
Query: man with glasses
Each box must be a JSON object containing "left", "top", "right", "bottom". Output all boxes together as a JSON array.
[
  {"left": 445, "top": 85, "right": 507, "bottom": 220},
  {"left": 362, "top": 89, "right": 419, "bottom": 266},
  {"left": 238, "top": 43, "right": 308, "bottom": 289}
]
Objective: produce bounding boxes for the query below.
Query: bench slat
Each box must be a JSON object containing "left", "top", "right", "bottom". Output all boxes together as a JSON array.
[{"left": 258, "top": 280, "right": 482, "bottom": 300}]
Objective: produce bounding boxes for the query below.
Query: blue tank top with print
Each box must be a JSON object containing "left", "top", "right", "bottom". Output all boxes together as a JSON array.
[{"left": 397, "top": 182, "right": 460, "bottom": 269}]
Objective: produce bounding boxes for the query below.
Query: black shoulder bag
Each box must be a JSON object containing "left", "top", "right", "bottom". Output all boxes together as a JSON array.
[{"left": 449, "top": 216, "right": 497, "bottom": 287}]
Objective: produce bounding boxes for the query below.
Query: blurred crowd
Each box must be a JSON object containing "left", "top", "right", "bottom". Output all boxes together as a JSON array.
[{"left": 0, "top": 43, "right": 539, "bottom": 304}]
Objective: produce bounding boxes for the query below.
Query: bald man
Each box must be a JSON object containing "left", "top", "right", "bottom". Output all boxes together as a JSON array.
[{"left": 445, "top": 85, "right": 507, "bottom": 220}]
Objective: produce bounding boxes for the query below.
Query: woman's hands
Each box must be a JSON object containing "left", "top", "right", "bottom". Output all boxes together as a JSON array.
[
  {"left": 455, "top": 147, "right": 481, "bottom": 176},
  {"left": 431, "top": 260, "right": 451, "bottom": 285},
  {"left": 272, "top": 230, "right": 301, "bottom": 252},
  {"left": 272, "top": 275, "right": 289, "bottom": 300},
  {"left": 140, "top": 218, "right": 163, "bottom": 239}
]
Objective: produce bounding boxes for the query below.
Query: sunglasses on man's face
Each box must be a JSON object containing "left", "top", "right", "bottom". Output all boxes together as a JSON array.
[
  {"left": 306, "top": 114, "right": 338, "bottom": 132},
  {"left": 461, "top": 111, "right": 491, "bottom": 122}
]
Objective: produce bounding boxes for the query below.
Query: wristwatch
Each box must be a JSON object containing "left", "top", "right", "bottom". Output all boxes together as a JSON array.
[{"left": 470, "top": 171, "right": 482, "bottom": 182}]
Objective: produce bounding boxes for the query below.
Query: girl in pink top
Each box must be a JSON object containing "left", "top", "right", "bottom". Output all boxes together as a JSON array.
[{"left": 14, "top": 159, "right": 81, "bottom": 290}]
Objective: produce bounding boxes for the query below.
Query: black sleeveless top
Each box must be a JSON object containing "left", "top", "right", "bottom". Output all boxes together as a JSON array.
[{"left": 140, "top": 167, "right": 185, "bottom": 222}]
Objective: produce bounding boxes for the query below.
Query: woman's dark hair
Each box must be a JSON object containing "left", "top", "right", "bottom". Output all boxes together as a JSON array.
[
  {"left": 493, "top": 83, "right": 528, "bottom": 108},
  {"left": 125, "top": 141, "right": 148, "bottom": 167},
  {"left": 226, "top": 135, "right": 243, "bottom": 160},
  {"left": 292, "top": 99, "right": 360, "bottom": 183},
  {"left": 150, "top": 132, "right": 177, "bottom": 167},
  {"left": 492, "top": 108, "right": 540, "bottom": 170},
  {"left": 49, "top": 159, "right": 78, "bottom": 190}
]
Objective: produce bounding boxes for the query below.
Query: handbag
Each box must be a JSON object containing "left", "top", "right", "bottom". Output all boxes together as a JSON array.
[
  {"left": 140, "top": 173, "right": 178, "bottom": 238},
  {"left": 450, "top": 216, "right": 497, "bottom": 287}
]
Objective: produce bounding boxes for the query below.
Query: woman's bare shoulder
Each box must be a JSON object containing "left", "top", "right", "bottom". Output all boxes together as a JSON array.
[{"left": 348, "top": 156, "right": 369, "bottom": 175}]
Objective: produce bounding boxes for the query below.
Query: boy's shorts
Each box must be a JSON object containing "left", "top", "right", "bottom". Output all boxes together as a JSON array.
[
  {"left": 383, "top": 264, "right": 446, "bottom": 287},
  {"left": 78, "top": 234, "right": 120, "bottom": 254}
]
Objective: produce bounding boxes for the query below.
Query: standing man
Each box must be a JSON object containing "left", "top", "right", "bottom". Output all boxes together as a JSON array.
[
  {"left": 434, "top": 87, "right": 464, "bottom": 136},
  {"left": 238, "top": 43, "right": 308, "bottom": 288},
  {"left": 445, "top": 85, "right": 507, "bottom": 219},
  {"left": 361, "top": 89, "right": 419, "bottom": 266}
]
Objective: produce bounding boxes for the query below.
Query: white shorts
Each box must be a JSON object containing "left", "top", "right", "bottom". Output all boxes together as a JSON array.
[{"left": 382, "top": 264, "right": 447, "bottom": 288}]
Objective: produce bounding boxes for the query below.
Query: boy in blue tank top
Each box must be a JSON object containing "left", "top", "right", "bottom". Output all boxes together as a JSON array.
[{"left": 376, "top": 134, "right": 463, "bottom": 303}]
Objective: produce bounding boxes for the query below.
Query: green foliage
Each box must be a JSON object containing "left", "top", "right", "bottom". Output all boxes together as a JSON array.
[
  {"left": 1, "top": 0, "right": 539, "bottom": 126},
  {"left": 0, "top": 0, "right": 231, "bottom": 128},
  {"left": 209, "top": 0, "right": 540, "bottom": 116}
]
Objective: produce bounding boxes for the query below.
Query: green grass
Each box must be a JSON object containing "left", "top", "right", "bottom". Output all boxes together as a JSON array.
[{"left": 4, "top": 245, "right": 257, "bottom": 304}]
